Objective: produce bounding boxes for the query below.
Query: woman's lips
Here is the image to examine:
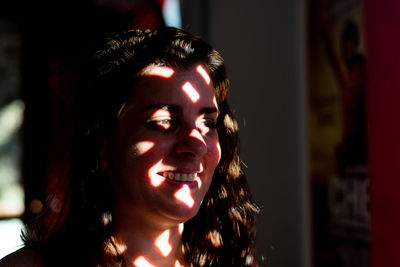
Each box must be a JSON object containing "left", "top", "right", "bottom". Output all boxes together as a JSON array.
[{"left": 160, "top": 172, "right": 198, "bottom": 182}]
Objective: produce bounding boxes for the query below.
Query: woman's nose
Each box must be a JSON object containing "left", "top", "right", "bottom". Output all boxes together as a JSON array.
[{"left": 175, "top": 128, "right": 207, "bottom": 159}]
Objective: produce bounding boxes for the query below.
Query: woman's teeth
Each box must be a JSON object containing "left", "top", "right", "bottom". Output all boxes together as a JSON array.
[{"left": 162, "top": 172, "right": 196, "bottom": 182}]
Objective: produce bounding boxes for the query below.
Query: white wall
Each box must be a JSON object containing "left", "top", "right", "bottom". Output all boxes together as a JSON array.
[{"left": 206, "top": 1, "right": 310, "bottom": 267}]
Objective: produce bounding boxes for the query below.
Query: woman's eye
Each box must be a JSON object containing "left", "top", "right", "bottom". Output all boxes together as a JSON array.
[
  {"left": 147, "top": 119, "right": 177, "bottom": 131},
  {"left": 198, "top": 119, "right": 217, "bottom": 133}
]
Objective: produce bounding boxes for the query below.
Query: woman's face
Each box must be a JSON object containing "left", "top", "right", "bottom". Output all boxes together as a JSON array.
[{"left": 108, "top": 64, "right": 221, "bottom": 224}]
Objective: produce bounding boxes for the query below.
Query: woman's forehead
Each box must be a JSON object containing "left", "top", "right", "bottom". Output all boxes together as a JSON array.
[
  {"left": 118, "top": 65, "right": 217, "bottom": 117},
  {"left": 134, "top": 65, "right": 214, "bottom": 99},
  {"left": 140, "top": 64, "right": 211, "bottom": 86}
]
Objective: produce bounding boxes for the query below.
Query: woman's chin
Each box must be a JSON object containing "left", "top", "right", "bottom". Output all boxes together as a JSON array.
[{"left": 158, "top": 199, "right": 202, "bottom": 224}]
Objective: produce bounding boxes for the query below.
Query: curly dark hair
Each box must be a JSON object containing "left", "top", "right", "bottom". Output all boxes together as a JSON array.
[{"left": 23, "top": 26, "right": 258, "bottom": 267}]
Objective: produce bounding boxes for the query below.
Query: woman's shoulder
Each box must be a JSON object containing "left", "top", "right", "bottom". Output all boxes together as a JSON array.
[{"left": 0, "top": 247, "right": 44, "bottom": 267}]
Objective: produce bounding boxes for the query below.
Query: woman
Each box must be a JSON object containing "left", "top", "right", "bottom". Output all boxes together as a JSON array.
[{"left": 1, "top": 26, "right": 258, "bottom": 266}]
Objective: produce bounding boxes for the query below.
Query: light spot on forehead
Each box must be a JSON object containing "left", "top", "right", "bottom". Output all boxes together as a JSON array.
[
  {"left": 142, "top": 65, "right": 175, "bottom": 78},
  {"left": 196, "top": 65, "right": 211, "bottom": 85},
  {"left": 182, "top": 82, "right": 200, "bottom": 103}
]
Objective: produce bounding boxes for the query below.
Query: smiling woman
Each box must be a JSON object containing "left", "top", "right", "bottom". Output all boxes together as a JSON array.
[{"left": 0, "top": 27, "right": 259, "bottom": 267}]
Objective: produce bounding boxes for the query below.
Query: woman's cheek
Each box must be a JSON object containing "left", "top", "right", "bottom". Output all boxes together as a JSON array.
[
  {"left": 133, "top": 141, "right": 155, "bottom": 155},
  {"left": 208, "top": 138, "right": 221, "bottom": 169}
]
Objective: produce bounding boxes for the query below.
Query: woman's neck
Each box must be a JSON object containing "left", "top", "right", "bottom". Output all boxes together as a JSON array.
[{"left": 111, "top": 209, "right": 186, "bottom": 267}]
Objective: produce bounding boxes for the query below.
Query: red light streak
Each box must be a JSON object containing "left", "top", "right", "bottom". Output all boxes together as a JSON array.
[
  {"left": 196, "top": 65, "right": 211, "bottom": 85},
  {"left": 174, "top": 185, "right": 194, "bottom": 208},
  {"left": 182, "top": 82, "right": 200, "bottom": 103}
]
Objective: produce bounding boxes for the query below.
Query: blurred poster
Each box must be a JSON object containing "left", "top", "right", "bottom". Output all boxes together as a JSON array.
[{"left": 307, "top": 0, "right": 369, "bottom": 266}]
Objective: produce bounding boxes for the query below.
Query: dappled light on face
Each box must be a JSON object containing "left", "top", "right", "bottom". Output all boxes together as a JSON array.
[
  {"left": 189, "top": 129, "right": 206, "bottom": 145},
  {"left": 155, "top": 230, "right": 172, "bottom": 257},
  {"left": 217, "top": 143, "right": 221, "bottom": 163},
  {"left": 149, "top": 109, "right": 173, "bottom": 130},
  {"left": 174, "top": 184, "right": 194, "bottom": 208},
  {"left": 136, "top": 141, "right": 155, "bottom": 155},
  {"left": 143, "top": 65, "right": 175, "bottom": 78},
  {"left": 196, "top": 65, "right": 210, "bottom": 85},
  {"left": 196, "top": 164, "right": 204, "bottom": 190},
  {"left": 194, "top": 176, "right": 202, "bottom": 189},
  {"left": 179, "top": 223, "right": 184, "bottom": 234},
  {"left": 213, "top": 96, "right": 218, "bottom": 109},
  {"left": 149, "top": 159, "right": 166, "bottom": 187},
  {"left": 182, "top": 82, "right": 200, "bottom": 103},
  {"left": 134, "top": 256, "right": 155, "bottom": 267},
  {"left": 175, "top": 260, "right": 185, "bottom": 267},
  {"left": 151, "top": 108, "right": 171, "bottom": 118}
]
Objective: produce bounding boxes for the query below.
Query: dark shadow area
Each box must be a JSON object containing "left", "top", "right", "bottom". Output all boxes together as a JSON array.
[{"left": 0, "top": 0, "right": 165, "bottom": 224}]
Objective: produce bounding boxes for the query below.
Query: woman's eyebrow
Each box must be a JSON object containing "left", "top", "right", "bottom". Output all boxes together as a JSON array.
[
  {"left": 140, "top": 104, "right": 181, "bottom": 113},
  {"left": 140, "top": 104, "right": 218, "bottom": 115},
  {"left": 200, "top": 107, "right": 219, "bottom": 115}
]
